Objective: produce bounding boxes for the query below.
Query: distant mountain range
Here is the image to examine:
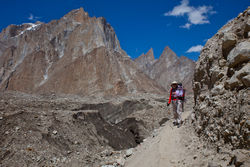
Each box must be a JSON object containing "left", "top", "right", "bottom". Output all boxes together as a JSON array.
[
  {"left": 135, "top": 47, "right": 195, "bottom": 93},
  {"left": 0, "top": 7, "right": 194, "bottom": 96}
]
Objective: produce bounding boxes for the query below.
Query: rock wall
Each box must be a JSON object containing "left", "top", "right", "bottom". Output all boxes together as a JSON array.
[{"left": 193, "top": 7, "right": 250, "bottom": 149}]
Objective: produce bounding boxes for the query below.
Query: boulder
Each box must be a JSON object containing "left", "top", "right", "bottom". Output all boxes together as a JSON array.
[
  {"left": 222, "top": 33, "right": 237, "bottom": 52},
  {"left": 235, "top": 63, "right": 250, "bottom": 86},
  {"left": 210, "top": 66, "right": 224, "bottom": 84},
  {"left": 244, "top": 18, "right": 250, "bottom": 37},
  {"left": 52, "top": 130, "right": 58, "bottom": 135},
  {"left": 241, "top": 75, "right": 250, "bottom": 87},
  {"left": 116, "top": 157, "right": 125, "bottom": 166},
  {"left": 225, "top": 75, "right": 241, "bottom": 90},
  {"left": 219, "top": 59, "right": 227, "bottom": 67},
  {"left": 211, "top": 84, "right": 225, "bottom": 96},
  {"left": 227, "top": 41, "right": 250, "bottom": 67},
  {"left": 125, "top": 148, "right": 133, "bottom": 157},
  {"left": 235, "top": 63, "right": 250, "bottom": 79}
]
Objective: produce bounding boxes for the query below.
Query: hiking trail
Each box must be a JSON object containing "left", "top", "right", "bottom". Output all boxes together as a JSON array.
[{"left": 124, "top": 108, "right": 228, "bottom": 167}]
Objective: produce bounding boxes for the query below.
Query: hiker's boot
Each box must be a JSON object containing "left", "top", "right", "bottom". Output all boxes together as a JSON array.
[
  {"left": 173, "top": 121, "right": 177, "bottom": 126},
  {"left": 177, "top": 120, "right": 183, "bottom": 128}
]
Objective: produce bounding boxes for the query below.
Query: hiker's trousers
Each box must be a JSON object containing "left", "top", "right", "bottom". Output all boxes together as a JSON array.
[{"left": 172, "top": 100, "right": 183, "bottom": 123}]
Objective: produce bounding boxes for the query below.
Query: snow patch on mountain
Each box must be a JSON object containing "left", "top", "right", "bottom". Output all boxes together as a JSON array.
[
  {"left": 39, "top": 54, "right": 52, "bottom": 86},
  {"left": 15, "top": 23, "right": 41, "bottom": 37}
]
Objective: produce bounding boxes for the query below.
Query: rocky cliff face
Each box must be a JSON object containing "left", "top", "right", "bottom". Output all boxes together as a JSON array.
[
  {"left": 135, "top": 47, "right": 195, "bottom": 93},
  {"left": 0, "top": 8, "right": 164, "bottom": 96},
  {"left": 193, "top": 8, "right": 250, "bottom": 150}
]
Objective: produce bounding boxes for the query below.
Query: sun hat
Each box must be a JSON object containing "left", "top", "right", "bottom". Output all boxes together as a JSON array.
[{"left": 171, "top": 81, "right": 178, "bottom": 85}]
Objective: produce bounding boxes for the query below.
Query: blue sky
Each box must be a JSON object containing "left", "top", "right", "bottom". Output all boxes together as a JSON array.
[{"left": 0, "top": 0, "right": 249, "bottom": 61}]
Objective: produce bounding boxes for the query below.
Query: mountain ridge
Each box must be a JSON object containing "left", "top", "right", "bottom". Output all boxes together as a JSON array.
[
  {"left": 135, "top": 46, "right": 195, "bottom": 93},
  {"left": 0, "top": 7, "right": 165, "bottom": 96}
]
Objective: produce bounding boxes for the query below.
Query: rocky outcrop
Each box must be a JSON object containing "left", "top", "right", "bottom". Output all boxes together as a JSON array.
[
  {"left": 193, "top": 7, "right": 250, "bottom": 150},
  {"left": 0, "top": 8, "right": 164, "bottom": 96},
  {"left": 135, "top": 46, "right": 195, "bottom": 93}
]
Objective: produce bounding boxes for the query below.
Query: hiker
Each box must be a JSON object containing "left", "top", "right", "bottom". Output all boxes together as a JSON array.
[{"left": 167, "top": 81, "right": 185, "bottom": 126}]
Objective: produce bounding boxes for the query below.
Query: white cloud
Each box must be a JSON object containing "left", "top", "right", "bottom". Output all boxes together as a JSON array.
[
  {"left": 180, "top": 23, "right": 191, "bottom": 29},
  {"left": 188, "top": 6, "right": 210, "bottom": 24},
  {"left": 28, "top": 13, "right": 40, "bottom": 21},
  {"left": 165, "top": 0, "right": 192, "bottom": 16},
  {"left": 186, "top": 45, "right": 203, "bottom": 53},
  {"left": 164, "top": 0, "right": 216, "bottom": 29}
]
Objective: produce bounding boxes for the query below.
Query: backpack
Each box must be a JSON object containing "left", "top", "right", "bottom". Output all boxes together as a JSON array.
[{"left": 176, "top": 85, "right": 185, "bottom": 100}]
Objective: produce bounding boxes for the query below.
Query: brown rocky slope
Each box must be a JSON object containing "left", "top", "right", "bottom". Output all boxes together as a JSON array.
[
  {"left": 0, "top": 8, "right": 164, "bottom": 96},
  {"left": 135, "top": 47, "right": 195, "bottom": 94},
  {"left": 0, "top": 91, "right": 173, "bottom": 167},
  {"left": 193, "top": 7, "right": 250, "bottom": 165}
]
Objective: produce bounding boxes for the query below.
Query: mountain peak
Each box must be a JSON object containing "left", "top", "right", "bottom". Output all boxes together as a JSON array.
[
  {"left": 147, "top": 47, "right": 153, "bottom": 52},
  {"left": 163, "top": 46, "right": 175, "bottom": 54},
  {"left": 63, "top": 7, "right": 89, "bottom": 22},
  {"left": 135, "top": 48, "right": 155, "bottom": 62},
  {"left": 70, "top": 7, "right": 87, "bottom": 15},
  {"left": 163, "top": 46, "right": 170, "bottom": 50},
  {"left": 159, "top": 46, "right": 178, "bottom": 60},
  {"left": 145, "top": 48, "right": 155, "bottom": 61},
  {"left": 134, "top": 48, "right": 156, "bottom": 74}
]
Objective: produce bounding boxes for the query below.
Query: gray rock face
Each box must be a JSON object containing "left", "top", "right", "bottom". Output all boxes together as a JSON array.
[
  {"left": 193, "top": 7, "right": 250, "bottom": 151},
  {"left": 222, "top": 32, "right": 237, "bottom": 57},
  {"left": 135, "top": 46, "right": 195, "bottom": 94},
  {"left": 227, "top": 41, "right": 250, "bottom": 67}
]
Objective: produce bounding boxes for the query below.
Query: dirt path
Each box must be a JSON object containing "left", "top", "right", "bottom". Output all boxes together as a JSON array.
[
  {"left": 123, "top": 92, "right": 250, "bottom": 167},
  {"left": 124, "top": 107, "right": 232, "bottom": 167},
  {"left": 125, "top": 110, "right": 192, "bottom": 167}
]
